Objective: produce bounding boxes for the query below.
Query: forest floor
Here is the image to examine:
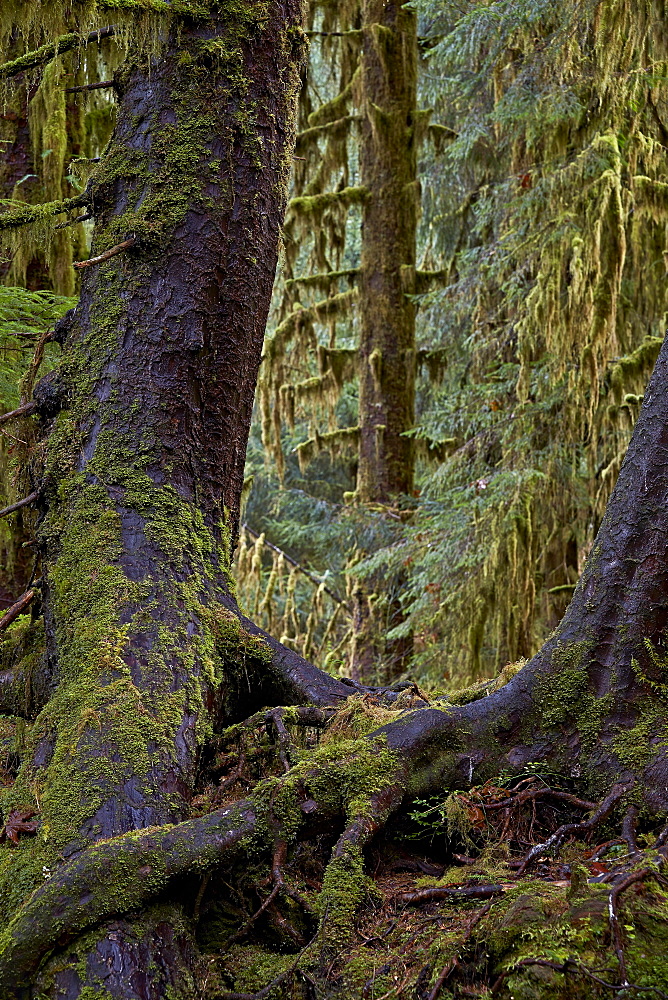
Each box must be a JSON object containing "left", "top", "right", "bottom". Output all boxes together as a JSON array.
[{"left": 187, "top": 701, "right": 668, "bottom": 1000}]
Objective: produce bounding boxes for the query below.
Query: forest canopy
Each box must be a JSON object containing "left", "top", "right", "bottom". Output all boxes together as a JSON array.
[{"left": 0, "top": 2, "right": 667, "bottom": 999}]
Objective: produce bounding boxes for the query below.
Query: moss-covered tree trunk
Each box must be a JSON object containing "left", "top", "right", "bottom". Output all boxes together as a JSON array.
[
  {"left": 0, "top": 7, "right": 349, "bottom": 997},
  {"left": 352, "top": 0, "right": 418, "bottom": 681}
]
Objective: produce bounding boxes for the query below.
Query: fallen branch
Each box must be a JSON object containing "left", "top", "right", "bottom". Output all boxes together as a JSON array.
[
  {"left": 0, "top": 590, "right": 35, "bottom": 632},
  {"left": 0, "top": 401, "right": 37, "bottom": 426},
  {"left": 515, "top": 781, "right": 631, "bottom": 876},
  {"left": 73, "top": 236, "right": 136, "bottom": 269},
  {"left": 0, "top": 491, "right": 39, "bottom": 520},
  {"left": 482, "top": 788, "right": 597, "bottom": 811},
  {"left": 427, "top": 899, "right": 495, "bottom": 1000},
  {"left": 395, "top": 884, "right": 504, "bottom": 907}
]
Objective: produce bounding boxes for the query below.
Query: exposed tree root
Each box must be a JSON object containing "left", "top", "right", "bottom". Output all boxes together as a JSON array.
[{"left": 491, "top": 958, "right": 668, "bottom": 998}]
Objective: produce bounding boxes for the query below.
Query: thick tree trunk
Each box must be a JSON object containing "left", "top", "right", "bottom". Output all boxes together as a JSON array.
[
  {"left": 352, "top": 0, "right": 418, "bottom": 682},
  {"left": 0, "top": 8, "right": 350, "bottom": 997}
]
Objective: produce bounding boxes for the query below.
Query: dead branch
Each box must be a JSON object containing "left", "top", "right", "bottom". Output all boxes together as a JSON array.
[
  {"left": 395, "top": 884, "right": 504, "bottom": 907},
  {"left": 267, "top": 708, "right": 294, "bottom": 772},
  {"left": 427, "top": 899, "right": 495, "bottom": 1000},
  {"left": 0, "top": 492, "right": 39, "bottom": 520},
  {"left": 0, "top": 591, "right": 35, "bottom": 632},
  {"left": 482, "top": 788, "right": 597, "bottom": 811},
  {"left": 73, "top": 237, "right": 137, "bottom": 269},
  {"left": 515, "top": 781, "right": 631, "bottom": 876},
  {"left": 66, "top": 81, "right": 114, "bottom": 93},
  {"left": 0, "top": 402, "right": 37, "bottom": 426},
  {"left": 54, "top": 213, "right": 93, "bottom": 230},
  {"left": 242, "top": 524, "right": 351, "bottom": 612}
]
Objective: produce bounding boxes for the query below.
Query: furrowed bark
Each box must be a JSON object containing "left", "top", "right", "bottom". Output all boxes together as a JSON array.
[{"left": 0, "top": 6, "right": 331, "bottom": 996}]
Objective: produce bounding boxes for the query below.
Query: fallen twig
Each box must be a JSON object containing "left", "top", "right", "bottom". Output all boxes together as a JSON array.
[
  {"left": 0, "top": 590, "right": 35, "bottom": 631},
  {"left": 0, "top": 491, "right": 39, "bottom": 520},
  {"left": 515, "top": 781, "right": 631, "bottom": 876},
  {"left": 73, "top": 236, "right": 136, "bottom": 269}
]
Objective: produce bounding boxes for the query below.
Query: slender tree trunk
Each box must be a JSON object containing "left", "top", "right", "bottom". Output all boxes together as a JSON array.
[
  {"left": 352, "top": 0, "right": 418, "bottom": 682},
  {"left": 0, "top": 8, "right": 351, "bottom": 997}
]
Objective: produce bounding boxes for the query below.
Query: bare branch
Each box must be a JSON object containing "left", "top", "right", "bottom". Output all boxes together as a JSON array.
[
  {"left": 0, "top": 492, "right": 39, "bottom": 520},
  {"left": 65, "top": 81, "right": 114, "bottom": 94},
  {"left": 0, "top": 402, "right": 37, "bottom": 426},
  {"left": 242, "top": 524, "right": 351, "bottom": 612},
  {"left": 73, "top": 236, "right": 136, "bottom": 270},
  {"left": 0, "top": 590, "right": 35, "bottom": 632}
]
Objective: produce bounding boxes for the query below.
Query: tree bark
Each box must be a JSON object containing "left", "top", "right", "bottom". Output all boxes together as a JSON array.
[
  {"left": 352, "top": 0, "right": 418, "bottom": 682},
  {"left": 0, "top": 7, "right": 351, "bottom": 997}
]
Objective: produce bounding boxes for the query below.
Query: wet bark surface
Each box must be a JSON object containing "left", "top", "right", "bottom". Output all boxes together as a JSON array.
[{"left": 0, "top": 7, "right": 310, "bottom": 997}]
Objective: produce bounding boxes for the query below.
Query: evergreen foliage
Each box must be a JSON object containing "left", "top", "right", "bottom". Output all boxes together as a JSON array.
[{"left": 239, "top": 0, "right": 668, "bottom": 688}]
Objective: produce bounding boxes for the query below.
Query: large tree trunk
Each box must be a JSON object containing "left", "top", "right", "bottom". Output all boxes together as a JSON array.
[
  {"left": 352, "top": 0, "right": 418, "bottom": 682},
  {"left": 0, "top": 8, "right": 348, "bottom": 997}
]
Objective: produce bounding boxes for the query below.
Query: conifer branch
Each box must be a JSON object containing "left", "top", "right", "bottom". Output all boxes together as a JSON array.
[
  {"left": 0, "top": 28, "right": 116, "bottom": 81},
  {"left": 0, "top": 196, "right": 89, "bottom": 232},
  {"left": 289, "top": 187, "right": 368, "bottom": 215},
  {"left": 306, "top": 68, "right": 360, "bottom": 129},
  {"left": 295, "top": 116, "right": 361, "bottom": 148},
  {"left": 306, "top": 30, "right": 363, "bottom": 39},
  {"left": 415, "top": 269, "right": 449, "bottom": 293},
  {"left": 285, "top": 268, "right": 359, "bottom": 290}
]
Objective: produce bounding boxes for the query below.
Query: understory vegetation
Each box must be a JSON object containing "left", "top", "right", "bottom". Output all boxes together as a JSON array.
[{"left": 238, "top": 0, "right": 668, "bottom": 687}]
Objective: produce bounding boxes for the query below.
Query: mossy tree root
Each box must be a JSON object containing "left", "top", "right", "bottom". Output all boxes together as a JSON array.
[{"left": 0, "top": 801, "right": 257, "bottom": 997}]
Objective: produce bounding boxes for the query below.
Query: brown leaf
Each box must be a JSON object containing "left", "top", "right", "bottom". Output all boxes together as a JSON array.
[{"left": 1, "top": 807, "right": 39, "bottom": 845}]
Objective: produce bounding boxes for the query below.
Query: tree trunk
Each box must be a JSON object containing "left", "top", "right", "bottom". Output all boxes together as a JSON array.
[
  {"left": 0, "top": 8, "right": 348, "bottom": 997},
  {"left": 352, "top": 0, "right": 418, "bottom": 682}
]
